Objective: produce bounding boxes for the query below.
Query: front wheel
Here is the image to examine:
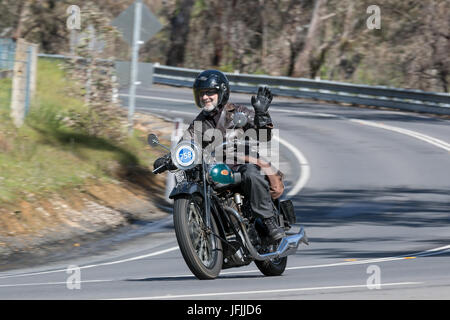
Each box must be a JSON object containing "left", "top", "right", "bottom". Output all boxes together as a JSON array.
[{"left": 173, "top": 194, "right": 223, "bottom": 280}]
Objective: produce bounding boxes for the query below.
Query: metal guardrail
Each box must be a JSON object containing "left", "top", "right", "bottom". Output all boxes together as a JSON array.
[
  {"left": 153, "top": 64, "right": 450, "bottom": 116},
  {"left": 37, "top": 53, "right": 450, "bottom": 115}
]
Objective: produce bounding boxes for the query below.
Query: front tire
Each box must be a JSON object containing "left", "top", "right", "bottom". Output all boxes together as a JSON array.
[{"left": 173, "top": 194, "right": 223, "bottom": 280}]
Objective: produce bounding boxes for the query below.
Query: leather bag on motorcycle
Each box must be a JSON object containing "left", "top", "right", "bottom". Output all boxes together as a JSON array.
[{"left": 242, "top": 155, "right": 285, "bottom": 200}]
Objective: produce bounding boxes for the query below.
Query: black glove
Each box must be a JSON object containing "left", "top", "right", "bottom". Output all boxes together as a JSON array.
[
  {"left": 251, "top": 86, "right": 273, "bottom": 115},
  {"left": 153, "top": 153, "right": 176, "bottom": 174}
]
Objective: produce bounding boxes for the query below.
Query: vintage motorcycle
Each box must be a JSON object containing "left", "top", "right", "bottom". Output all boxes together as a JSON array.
[{"left": 148, "top": 113, "right": 308, "bottom": 280}]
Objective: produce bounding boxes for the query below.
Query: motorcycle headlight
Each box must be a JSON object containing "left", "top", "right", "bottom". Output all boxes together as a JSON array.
[{"left": 171, "top": 141, "right": 201, "bottom": 170}]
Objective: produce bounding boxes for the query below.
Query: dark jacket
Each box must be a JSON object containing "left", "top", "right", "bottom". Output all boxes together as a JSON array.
[
  {"left": 181, "top": 103, "right": 273, "bottom": 149},
  {"left": 180, "top": 103, "right": 284, "bottom": 199}
]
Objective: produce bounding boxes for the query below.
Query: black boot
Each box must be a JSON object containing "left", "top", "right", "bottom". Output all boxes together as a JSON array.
[{"left": 263, "top": 216, "right": 285, "bottom": 242}]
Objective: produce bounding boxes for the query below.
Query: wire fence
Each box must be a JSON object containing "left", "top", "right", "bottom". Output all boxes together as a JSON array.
[
  {"left": 0, "top": 38, "right": 15, "bottom": 76},
  {"left": 0, "top": 38, "right": 38, "bottom": 127}
]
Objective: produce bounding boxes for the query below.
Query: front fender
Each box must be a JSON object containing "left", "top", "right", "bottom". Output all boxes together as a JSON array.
[{"left": 168, "top": 181, "right": 204, "bottom": 199}]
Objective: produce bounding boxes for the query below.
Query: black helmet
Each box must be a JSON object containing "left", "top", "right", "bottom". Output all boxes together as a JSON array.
[{"left": 193, "top": 70, "right": 230, "bottom": 109}]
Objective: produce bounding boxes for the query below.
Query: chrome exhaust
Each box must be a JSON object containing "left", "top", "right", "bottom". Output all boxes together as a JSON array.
[{"left": 223, "top": 206, "right": 308, "bottom": 261}]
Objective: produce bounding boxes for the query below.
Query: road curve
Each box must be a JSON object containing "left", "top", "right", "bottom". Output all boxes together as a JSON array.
[{"left": 0, "top": 85, "right": 449, "bottom": 300}]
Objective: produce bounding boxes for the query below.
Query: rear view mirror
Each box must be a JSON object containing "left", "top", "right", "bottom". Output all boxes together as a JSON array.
[{"left": 147, "top": 134, "right": 159, "bottom": 147}]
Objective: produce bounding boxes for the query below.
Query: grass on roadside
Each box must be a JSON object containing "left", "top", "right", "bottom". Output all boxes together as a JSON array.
[{"left": 0, "top": 59, "right": 159, "bottom": 205}]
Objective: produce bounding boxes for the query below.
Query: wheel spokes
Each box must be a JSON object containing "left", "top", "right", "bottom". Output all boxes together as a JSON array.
[{"left": 188, "top": 201, "right": 215, "bottom": 267}]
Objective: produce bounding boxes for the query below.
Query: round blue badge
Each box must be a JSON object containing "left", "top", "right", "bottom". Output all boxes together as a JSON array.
[{"left": 177, "top": 147, "right": 194, "bottom": 165}]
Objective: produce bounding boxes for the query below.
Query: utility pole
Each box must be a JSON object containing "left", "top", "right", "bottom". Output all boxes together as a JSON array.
[
  {"left": 112, "top": 0, "right": 162, "bottom": 135},
  {"left": 128, "top": 0, "right": 142, "bottom": 136}
]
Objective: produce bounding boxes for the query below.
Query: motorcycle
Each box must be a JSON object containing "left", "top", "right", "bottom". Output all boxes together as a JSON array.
[{"left": 148, "top": 112, "right": 308, "bottom": 280}]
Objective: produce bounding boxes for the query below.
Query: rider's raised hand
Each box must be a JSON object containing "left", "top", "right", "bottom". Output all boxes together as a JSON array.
[{"left": 251, "top": 86, "right": 273, "bottom": 115}]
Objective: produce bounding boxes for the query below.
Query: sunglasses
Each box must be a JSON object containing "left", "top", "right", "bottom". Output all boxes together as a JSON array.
[{"left": 199, "top": 89, "right": 218, "bottom": 96}]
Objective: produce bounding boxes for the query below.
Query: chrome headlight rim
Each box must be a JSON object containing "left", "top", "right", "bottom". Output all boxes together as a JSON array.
[{"left": 171, "top": 141, "right": 201, "bottom": 170}]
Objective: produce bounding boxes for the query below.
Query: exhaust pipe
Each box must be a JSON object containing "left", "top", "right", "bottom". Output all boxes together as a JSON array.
[
  {"left": 276, "top": 228, "right": 309, "bottom": 258},
  {"left": 223, "top": 206, "right": 308, "bottom": 261}
]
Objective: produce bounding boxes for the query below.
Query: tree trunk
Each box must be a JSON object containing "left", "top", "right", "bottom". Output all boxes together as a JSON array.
[
  {"left": 12, "top": 0, "right": 30, "bottom": 40},
  {"left": 292, "top": 0, "right": 327, "bottom": 77},
  {"left": 211, "top": 2, "right": 223, "bottom": 67},
  {"left": 166, "top": 0, "right": 195, "bottom": 66}
]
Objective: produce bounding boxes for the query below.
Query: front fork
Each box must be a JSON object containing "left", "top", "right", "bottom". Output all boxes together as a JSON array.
[{"left": 202, "top": 159, "right": 212, "bottom": 231}]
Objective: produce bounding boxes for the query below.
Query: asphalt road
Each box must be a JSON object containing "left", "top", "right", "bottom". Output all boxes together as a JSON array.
[{"left": 0, "top": 85, "right": 449, "bottom": 301}]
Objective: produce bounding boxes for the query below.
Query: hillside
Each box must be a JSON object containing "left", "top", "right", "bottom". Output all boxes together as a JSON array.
[
  {"left": 0, "top": 59, "right": 171, "bottom": 267},
  {"left": 1, "top": 0, "right": 448, "bottom": 92}
]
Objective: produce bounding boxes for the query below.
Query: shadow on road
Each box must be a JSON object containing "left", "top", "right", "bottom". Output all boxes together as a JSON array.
[
  {"left": 292, "top": 187, "right": 450, "bottom": 228},
  {"left": 288, "top": 187, "right": 450, "bottom": 260},
  {"left": 125, "top": 274, "right": 264, "bottom": 282}
]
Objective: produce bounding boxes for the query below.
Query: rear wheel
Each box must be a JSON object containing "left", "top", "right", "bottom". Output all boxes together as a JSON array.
[
  {"left": 254, "top": 243, "right": 287, "bottom": 276},
  {"left": 173, "top": 194, "right": 223, "bottom": 280}
]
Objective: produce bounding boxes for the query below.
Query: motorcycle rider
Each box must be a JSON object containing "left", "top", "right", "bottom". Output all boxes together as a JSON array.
[{"left": 153, "top": 70, "right": 285, "bottom": 242}]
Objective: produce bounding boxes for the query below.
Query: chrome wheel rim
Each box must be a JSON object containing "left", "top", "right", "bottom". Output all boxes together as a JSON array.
[{"left": 188, "top": 201, "right": 215, "bottom": 268}]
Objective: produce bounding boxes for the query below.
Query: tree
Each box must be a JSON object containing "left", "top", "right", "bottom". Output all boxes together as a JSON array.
[
  {"left": 62, "top": 2, "right": 127, "bottom": 143},
  {"left": 165, "top": 0, "right": 195, "bottom": 66},
  {"left": 292, "top": 0, "right": 327, "bottom": 77},
  {"left": 408, "top": 1, "right": 449, "bottom": 92}
]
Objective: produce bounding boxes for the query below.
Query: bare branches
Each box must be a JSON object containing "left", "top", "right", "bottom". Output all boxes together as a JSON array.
[{"left": 1, "top": 0, "right": 447, "bottom": 92}]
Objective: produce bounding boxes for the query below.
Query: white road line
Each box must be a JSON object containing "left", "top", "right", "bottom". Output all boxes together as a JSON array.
[
  {"left": 414, "top": 244, "right": 450, "bottom": 257},
  {"left": 112, "top": 282, "right": 422, "bottom": 300},
  {"left": 0, "top": 279, "right": 114, "bottom": 288},
  {"left": 270, "top": 107, "right": 450, "bottom": 152},
  {"left": 349, "top": 119, "right": 450, "bottom": 152},
  {"left": 2, "top": 244, "right": 448, "bottom": 287},
  {"left": 273, "top": 108, "right": 338, "bottom": 118},
  {"left": 218, "top": 243, "right": 450, "bottom": 275},
  {"left": 272, "top": 135, "right": 310, "bottom": 197},
  {"left": 135, "top": 107, "right": 195, "bottom": 116},
  {"left": 130, "top": 92, "right": 450, "bottom": 153},
  {"left": 120, "top": 93, "right": 193, "bottom": 105},
  {"left": 0, "top": 246, "right": 179, "bottom": 280},
  {"left": 286, "top": 243, "right": 450, "bottom": 271}
]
